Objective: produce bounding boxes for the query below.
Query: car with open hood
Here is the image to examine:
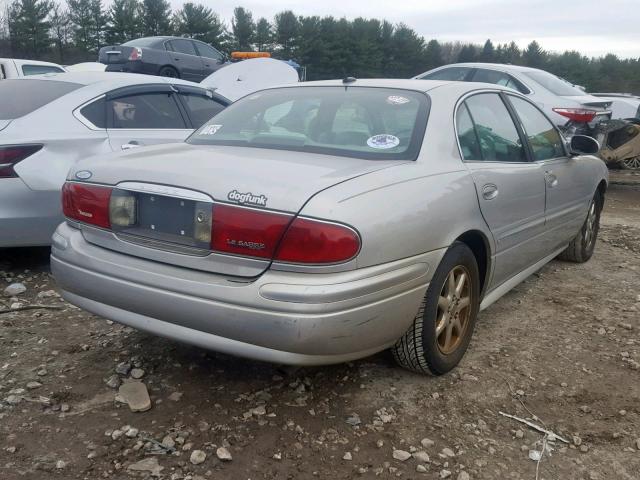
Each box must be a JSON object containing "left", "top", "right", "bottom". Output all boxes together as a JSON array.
[{"left": 51, "top": 79, "right": 608, "bottom": 374}]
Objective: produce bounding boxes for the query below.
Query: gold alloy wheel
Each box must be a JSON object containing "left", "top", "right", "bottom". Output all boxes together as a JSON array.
[
  {"left": 584, "top": 199, "right": 598, "bottom": 249},
  {"left": 436, "top": 265, "right": 473, "bottom": 355}
]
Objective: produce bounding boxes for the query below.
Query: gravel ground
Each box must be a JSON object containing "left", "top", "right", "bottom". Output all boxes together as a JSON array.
[{"left": 1, "top": 177, "right": 638, "bottom": 480}]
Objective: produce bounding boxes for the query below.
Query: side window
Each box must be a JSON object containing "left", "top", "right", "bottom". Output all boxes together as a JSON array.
[
  {"left": 419, "top": 67, "right": 472, "bottom": 81},
  {"left": 195, "top": 43, "right": 223, "bottom": 61},
  {"left": 80, "top": 97, "right": 107, "bottom": 128},
  {"left": 22, "top": 65, "right": 65, "bottom": 76},
  {"left": 509, "top": 96, "right": 565, "bottom": 161},
  {"left": 108, "top": 93, "right": 187, "bottom": 129},
  {"left": 169, "top": 39, "right": 197, "bottom": 56},
  {"left": 456, "top": 103, "right": 481, "bottom": 160},
  {"left": 464, "top": 93, "right": 527, "bottom": 162},
  {"left": 180, "top": 93, "right": 226, "bottom": 127}
]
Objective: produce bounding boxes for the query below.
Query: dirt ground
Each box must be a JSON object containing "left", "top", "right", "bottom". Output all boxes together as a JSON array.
[{"left": 1, "top": 174, "right": 639, "bottom": 480}]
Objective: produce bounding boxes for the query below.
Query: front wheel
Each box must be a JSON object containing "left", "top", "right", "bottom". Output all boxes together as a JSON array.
[
  {"left": 558, "top": 191, "right": 602, "bottom": 263},
  {"left": 392, "top": 242, "right": 480, "bottom": 375}
]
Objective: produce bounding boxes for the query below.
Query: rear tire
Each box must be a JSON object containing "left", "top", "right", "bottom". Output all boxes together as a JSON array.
[
  {"left": 558, "top": 191, "right": 602, "bottom": 263},
  {"left": 159, "top": 66, "right": 179, "bottom": 78},
  {"left": 392, "top": 242, "right": 480, "bottom": 375}
]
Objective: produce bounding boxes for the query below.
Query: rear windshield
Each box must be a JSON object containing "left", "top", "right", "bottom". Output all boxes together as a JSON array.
[
  {"left": 188, "top": 87, "right": 429, "bottom": 160},
  {"left": 123, "top": 38, "right": 160, "bottom": 47},
  {"left": 522, "top": 71, "right": 586, "bottom": 96},
  {"left": 0, "top": 79, "right": 81, "bottom": 120}
]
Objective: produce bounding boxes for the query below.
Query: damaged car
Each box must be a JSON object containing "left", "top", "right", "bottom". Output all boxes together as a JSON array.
[{"left": 52, "top": 79, "right": 608, "bottom": 374}]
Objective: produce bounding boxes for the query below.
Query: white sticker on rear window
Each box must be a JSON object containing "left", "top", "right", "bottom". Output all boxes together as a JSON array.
[
  {"left": 202, "top": 124, "right": 222, "bottom": 135},
  {"left": 387, "top": 95, "right": 410, "bottom": 105},
  {"left": 367, "top": 134, "right": 400, "bottom": 150}
]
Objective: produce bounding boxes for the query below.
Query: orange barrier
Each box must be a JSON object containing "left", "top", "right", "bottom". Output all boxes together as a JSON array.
[{"left": 231, "top": 51, "right": 271, "bottom": 59}]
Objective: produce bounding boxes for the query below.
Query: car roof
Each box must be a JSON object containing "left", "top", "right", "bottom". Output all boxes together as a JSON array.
[
  {"left": 279, "top": 78, "right": 517, "bottom": 95},
  {"left": 437, "top": 62, "right": 546, "bottom": 74},
  {"left": 17, "top": 71, "right": 201, "bottom": 89}
]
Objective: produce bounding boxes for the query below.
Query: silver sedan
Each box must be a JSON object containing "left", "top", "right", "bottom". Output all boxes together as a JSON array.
[{"left": 51, "top": 79, "right": 608, "bottom": 375}]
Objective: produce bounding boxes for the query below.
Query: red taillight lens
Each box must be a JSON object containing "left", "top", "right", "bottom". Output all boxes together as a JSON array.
[
  {"left": 275, "top": 217, "right": 360, "bottom": 264},
  {"left": 211, "top": 204, "right": 292, "bottom": 259},
  {"left": 0, "top": 145, "right": 42, "bottom": 178},
  {"left": 128, "top": 47, "right": 142, "bottom": 61},
  {"left": 62, "top": 182, "right": 112, "bottom": 229},
  {"left": 552, "top": 108, "right": 597, "bottom": 123}
]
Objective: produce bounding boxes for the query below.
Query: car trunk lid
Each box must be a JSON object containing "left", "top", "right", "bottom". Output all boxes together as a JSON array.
[
  {"left": 98, "top": 45, "right": 136, "bottom": 65},
  {"left": 70, "top": 143, "right": 406, "bottom": 277}
]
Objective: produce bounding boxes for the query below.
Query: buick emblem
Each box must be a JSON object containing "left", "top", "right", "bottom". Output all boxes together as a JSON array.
[{"left": 196, "top": 211, "right": 206, "bottom": 223}]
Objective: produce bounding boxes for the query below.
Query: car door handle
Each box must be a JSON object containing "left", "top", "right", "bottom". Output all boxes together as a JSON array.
[
  {"left": 121, "top": 142, "right": 142, "bottom": 151},
  {"left": 545, "top": 172, "right": 558, "bottom": 188},
  {"left": 482, "top": 184, "right": 499, "bottom": 200}
]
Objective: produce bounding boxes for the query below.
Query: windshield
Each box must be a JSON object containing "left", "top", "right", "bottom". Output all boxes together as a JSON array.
[
  {"left": 0, "top": 80, "right": 81, "bottom": 120},
  {"left": 522, "top": 71, "right": 586, "bottom": 96},
  {"left": 188, "top": 86, "right": 429, "bottom": 160}
]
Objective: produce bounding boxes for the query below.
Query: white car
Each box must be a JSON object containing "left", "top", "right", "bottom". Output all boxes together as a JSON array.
[
  {"left": 0, "top": 72, "right": 231, "bottom": 247},
  {"left": 414, "top": 63, "right": 611, "bottom": 131},
  {"left": 0, "top": 59, "right": 299, "bottom": 248},
  {"left": 0, "top": 58, "right": 66, "bottom": 79},
  {"left": 592, "top": 93, "right": 640, "bottom": 120}
]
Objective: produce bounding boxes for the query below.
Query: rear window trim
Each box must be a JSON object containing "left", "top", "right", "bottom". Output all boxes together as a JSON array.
[{"left": 187, "top": 86, "right": 431, "bottom": 162}]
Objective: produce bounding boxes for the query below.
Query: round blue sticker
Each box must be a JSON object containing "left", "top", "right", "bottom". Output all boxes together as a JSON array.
[{"left": 367, "top": 134, "right": 400, "bottom": 150}]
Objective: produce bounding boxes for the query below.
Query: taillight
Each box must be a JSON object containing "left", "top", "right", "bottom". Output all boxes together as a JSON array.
[
  {"left": 210, "top": 204, "right": 360, "bottom": 264},
  {"left": 275, "top": 217, "right": 360, "bottom": 264},
  {"left": 62, "top": 182, "right": 112, "bottom": 229},
  {"left": 0, "top": 145, "right": 42, "bottom": 178},
  {"left": 552, "top": 108, "right": 597, "bottom": 123},
  {"left": 211, "top": 204, "right": 292, "bottom": 259},
  {"left": 128, "top": 47, "right": 142, "bottom": 61}
]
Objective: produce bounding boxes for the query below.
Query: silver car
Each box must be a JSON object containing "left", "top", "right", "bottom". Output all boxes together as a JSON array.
[
  {"left": 0, "top": 72, "right": 229, "bottom": 247},
  {"left": 414, "top": 63, "right": 611, "bottom": 129},
  {"left": 51, "top": 79, "right": 608, "bottom": 375}
]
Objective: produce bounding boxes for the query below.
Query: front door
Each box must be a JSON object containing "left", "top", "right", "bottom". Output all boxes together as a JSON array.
[
  {"left": 105, "top": 87, "right": 192, "bottom": 151},
  {"left": 505, "top": 95, "right": 594, "bottom": 251},
  {"left": 457, "top": 93, "right": 547, "bottom": 288}
]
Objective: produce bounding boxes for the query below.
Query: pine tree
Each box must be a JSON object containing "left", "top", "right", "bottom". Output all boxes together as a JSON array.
[
  {"left": 457, "top": 44, "right": 477, "bottom": 63},
  {"left": 105, "top": 0, "right": 140, "bottom": 45},
  {"left": 8, "top": 0, "right": 51, "bottom": 58},
  {"left": 231, "top": 6, "right": 254, "bottom": 51},
  {"left": 423, "top": 39, "right": 443, "bottom": 71},
  {"left": 172, "top": 2, "right": 227, "bottom": 51},
  {"left": 480, "top": 39, "right": 494, "bottom": 62},
  {"left": 140, "top": 0, "right": 170, "bottom": 36},
  {"left": 273, "top": 10, "right": 298, "bottom": 59},
  {"left": 254, "top": 17, "right": 271, "bottom": 52},
  {"left": 503, "top": 41, "right": 521, "bottom": 64},
  {"left": 523, "top": 40, "right": 546, "bottom": 68},
  {"left": 68, "top": 0, "right": 95, "bottom": 56}
]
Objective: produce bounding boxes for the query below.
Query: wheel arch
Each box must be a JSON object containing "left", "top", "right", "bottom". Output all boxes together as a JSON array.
[
  {"left": 597, "top": 179, "right": 607, "bottom": 207},
  {"left": 454, "top": 229, "right": 491, "bottom": 298}
]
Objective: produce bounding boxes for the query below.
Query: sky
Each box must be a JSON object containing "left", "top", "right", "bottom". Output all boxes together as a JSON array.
[{"left": 170, "top": 0, "right": 640, "bottom": 59}]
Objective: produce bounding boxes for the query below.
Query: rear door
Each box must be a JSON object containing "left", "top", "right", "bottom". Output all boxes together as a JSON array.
[
  {"left": 104, "top": 85, "right": 192, "bottom": 151},
  {"left": 506, "top": 94, "right": 594, "bottom": 250},
  {"left": 166, "top": 39, "right": 205, "bottom": 82},
  {"left": 193, "top": 41, "right": 226, "bottom": 78},
  {"left": 457, "top": 92, "right": 547, "bottom": 287}
]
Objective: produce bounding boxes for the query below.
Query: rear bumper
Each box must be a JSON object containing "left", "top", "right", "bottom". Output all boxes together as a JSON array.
[
  {"left": 105, "top": 62, "right": 147, "bottom": 74},
  {"left": 51, "top": 222, "right": 442, "bottom": 365},
  {"left": 0, "top": 179, "right": 62, "bottom": 247}
]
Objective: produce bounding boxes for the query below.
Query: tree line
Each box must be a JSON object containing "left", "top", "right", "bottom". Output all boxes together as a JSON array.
[{"left": 1, "top": 0, "right": 638, "bottom": 93}]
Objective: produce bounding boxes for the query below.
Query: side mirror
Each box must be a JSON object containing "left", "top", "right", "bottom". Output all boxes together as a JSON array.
[{"left": 570, "top": 135, "right": 600, "bottom": 156}]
